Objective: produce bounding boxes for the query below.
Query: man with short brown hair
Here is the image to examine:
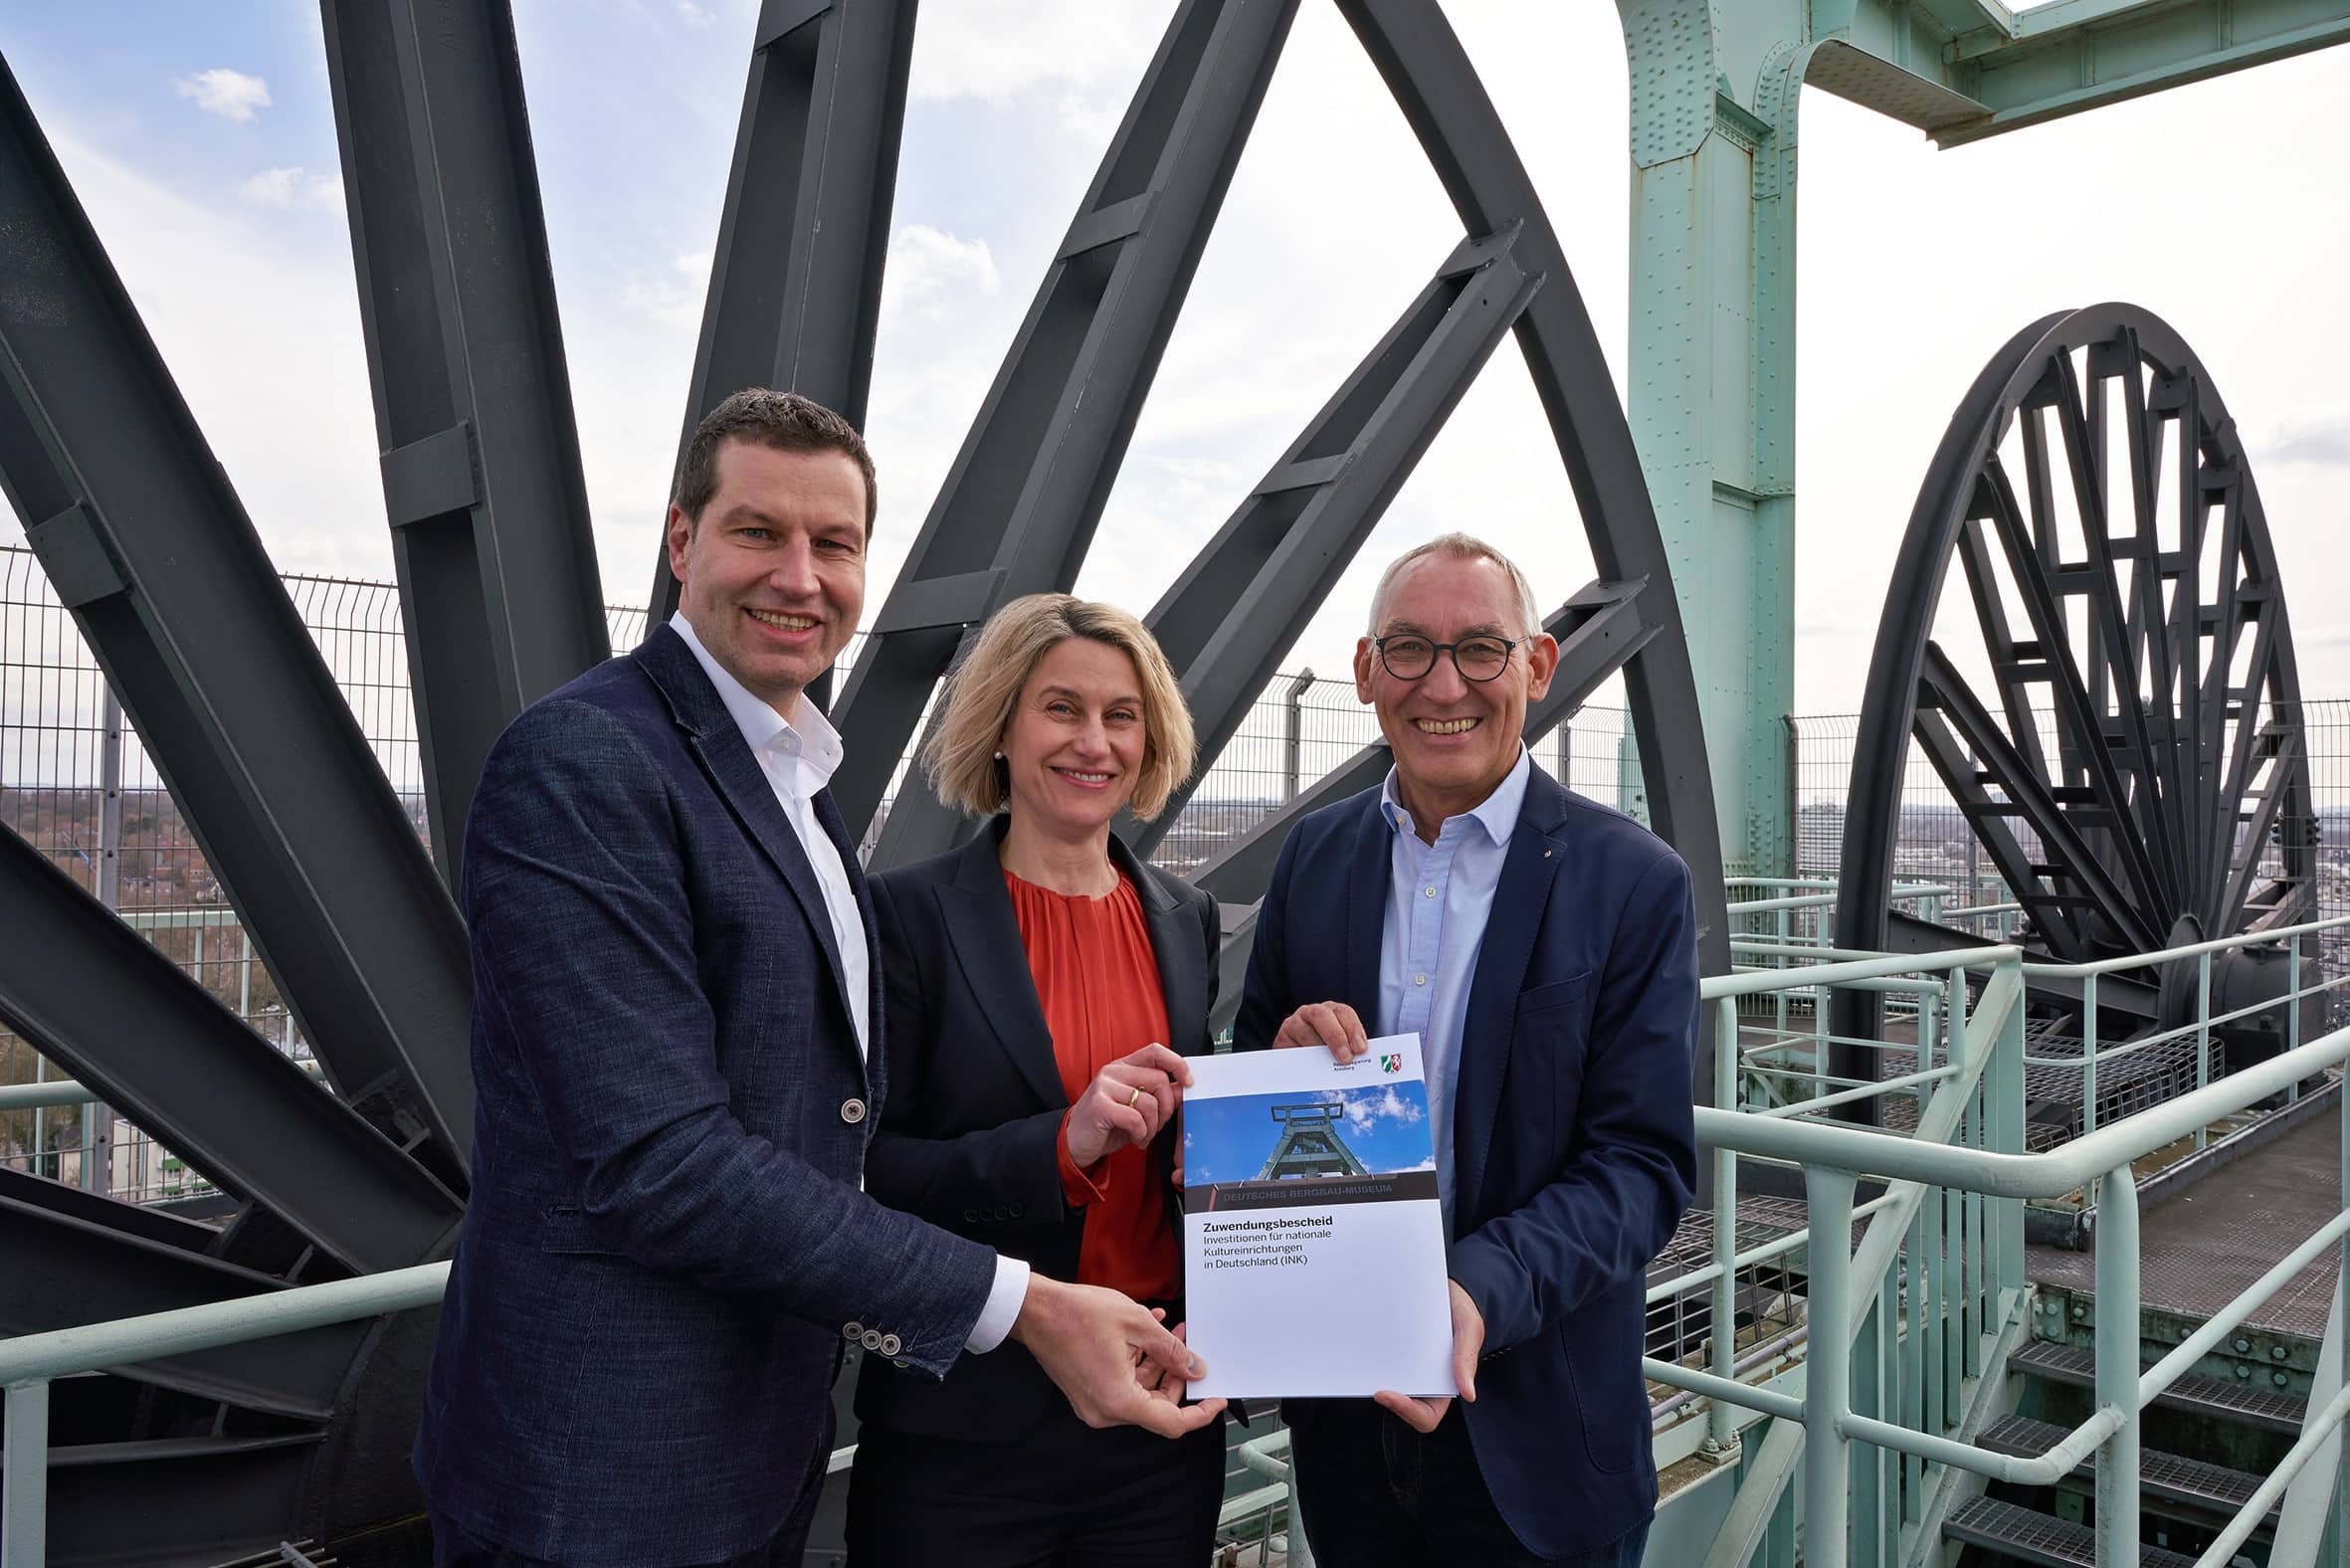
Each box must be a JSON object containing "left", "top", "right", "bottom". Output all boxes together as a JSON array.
[{"left": 415, "top": 389, "right": 1218, "bottom": 1567}]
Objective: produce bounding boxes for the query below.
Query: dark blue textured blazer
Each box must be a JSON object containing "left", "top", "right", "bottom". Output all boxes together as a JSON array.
[
  {"left": 1235, "top": 764, "right": 1698, "bottom": 1561},
  {"left": 413, "top": 625, "right": 997, "bottom": 1567}
]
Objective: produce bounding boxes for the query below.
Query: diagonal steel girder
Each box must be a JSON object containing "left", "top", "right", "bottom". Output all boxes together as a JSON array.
[
  {"left": 0, "top": 1195, "right": 368, "bottom": 1421},
  {"left": 651, "top": 0, "right": 920, "bottom": 651},
  {"left": 1197, "top": 575, "right": 1661, "bottom": 1034},
  {"left": 0, "top": 827, "right": 462, "bottom": 1274},
  {"left": 835, "top": 0, "right": 1301, "bottom": 846},
  {"left": 0, "top": 61, "right": 477, "bottom": 1183},
  {"left": 1337, "top": 0, "right": 1728, "bottom": 978},
  {"left": 1121, "top": 227, "right": 1542, "bottom": 859},
  {"left": 322, "top": 0, "right": 610, "bottom": 885}
]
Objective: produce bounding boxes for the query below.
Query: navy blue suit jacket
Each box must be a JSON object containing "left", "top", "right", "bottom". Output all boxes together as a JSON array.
[
  {"left": 413, "top": 625, "right": 997, "bottom": 1566},
  {"left": 1236, "top": 764, "right": 1698, "bottom": 1560}
]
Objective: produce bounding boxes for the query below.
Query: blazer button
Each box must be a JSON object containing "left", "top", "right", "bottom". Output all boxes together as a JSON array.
[
  {"left": 1009, "top": 1202, "right": 1025, "bottom": 1219},
  {"left": 841, "top": 1097, "right": 868, "bottom": 1125},
  {"left": 880, "top": 1334, "right": 901, "bottom": 1356},
  {"left": 843, "top": 1322, "right": 863, "bottom": 1340},
  {"left": 861, "top": 1329, "right": 883, "bottom": 1351},
  {"left": 963, "top": 1208, "right": 979, "bottom": 1223}
]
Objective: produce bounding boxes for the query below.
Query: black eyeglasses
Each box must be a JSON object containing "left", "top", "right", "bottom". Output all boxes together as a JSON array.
[{"left": 1371, "top": 634, "right": 1516, "bottom": 683}]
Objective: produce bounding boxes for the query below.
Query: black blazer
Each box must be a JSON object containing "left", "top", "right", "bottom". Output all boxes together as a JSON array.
[{"left": 854, "top": 816, "right": 1219, "bottom": 1444}]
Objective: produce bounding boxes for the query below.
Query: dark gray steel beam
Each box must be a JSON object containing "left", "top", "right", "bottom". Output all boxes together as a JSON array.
[
  {"left": 1122, "top": 228, "right": 1540, "bottom": 858},
  {"left": 1916, "top": 644, "right": 2157, "bottom": 955},
  {"left": 838, "top": 0, "right": 1302, "bottom": 848},
  {"left": 1193, "top": 578, "right": 1656, "bottom": 909},
  {"left": 0, "top": 61, "right": 477, "bottom": 1184},
  {"left": 0, "top": 826, "right": 462, "bottom": 1274},
  {"left": 0, "top": 1196, "right": 366, "bottom": 1419},
  {"left": 1336, "top": 0, "right": 1728, "bottom": 981},
  {"left": 651, "top": 0, "right": 921, "bottom": 659},
  {"left": 1877, "top": 910, "right": 2161, "bottom": 1024},
  {"left": 322, "top": 0, "right": 610, "bottom": 885},
  {"left": 0, "top": 1166, "right": 218, "bottom": 1255}
]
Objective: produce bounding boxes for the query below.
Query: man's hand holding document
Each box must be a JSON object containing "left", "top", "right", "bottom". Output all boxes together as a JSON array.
[{"left": 1180, "top": 1033, "right": 1458, "bottom": 1402}]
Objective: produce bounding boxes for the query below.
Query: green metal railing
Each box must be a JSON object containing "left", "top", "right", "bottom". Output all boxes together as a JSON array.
[
  {"left": 9, "top": 914, "right": 2350, "bottom": 1566},
  {"left": 1641, "top": 930, "right": 2350, "bottom": 1568}
]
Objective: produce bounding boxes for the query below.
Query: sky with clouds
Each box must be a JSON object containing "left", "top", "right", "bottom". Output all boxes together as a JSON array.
[
  {"left": 1183, "top": 1078, "right": 1434, "bottom": 1186},
  {"left": 1, "top": 3, "right": 2346, "bottom": 715}
]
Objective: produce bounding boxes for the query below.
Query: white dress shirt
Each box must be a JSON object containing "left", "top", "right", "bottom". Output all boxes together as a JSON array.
[{"left": 669, "top": 614, "right": 1029, "bottom": 1351}]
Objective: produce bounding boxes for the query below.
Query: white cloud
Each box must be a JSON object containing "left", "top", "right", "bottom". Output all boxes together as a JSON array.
[
  {"left": 881, "top": 225, "right": 1001, "bottom": 329},
  {"left": 176, "top": 68, "right": 271, "bottom": 124},
  {"left": 622, "top": 250, "right": 713, "bottom": 332},
  {"left": 674, "top": 0, "right": 714, "bottom": 26},
  {"left": 8, "top": 132, "right": 386, "bottom": 577},
  {"left": 2257, "top": 401, "right": 2350, "bottom": 470},
  {"left": 906, "top": 3, "right": 1167, "bottom": 104},
  {"left": 239, "top": 166, "right": 345, "bottom": 212}
]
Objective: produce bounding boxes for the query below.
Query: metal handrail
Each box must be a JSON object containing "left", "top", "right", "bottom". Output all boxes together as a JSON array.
[
  {"left": 1669, "top": 946, "right": 2350, "bottom": 1568},
  {"left": 1697, "top": 1027, "right": 2350, "bottom": 1198}
]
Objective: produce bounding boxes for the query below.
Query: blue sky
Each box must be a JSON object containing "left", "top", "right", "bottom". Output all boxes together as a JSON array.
[
  {"left": 1184, "top": 1080, "right": 1435, "bottom": 1187},
  {"left": 3, "top": 6, "right": 2348, "bottom": 709}
]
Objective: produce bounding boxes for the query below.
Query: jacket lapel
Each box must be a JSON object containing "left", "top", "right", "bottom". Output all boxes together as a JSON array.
[
  {"left": 634, "top": 626, "right": 862, "bottom": 1064},
  {"left": 938, "top": 821, "right": 1066, "bottom": 1107},
  {"left": 1452, "top": 770, "right": 1570, "bottom": 1227},
  {"left": 1345, "top": 801, "right": 1390, "bottom": 1018},
  {"left": 1116, "top": 836, "right": 1206, "bottom": 1055}
]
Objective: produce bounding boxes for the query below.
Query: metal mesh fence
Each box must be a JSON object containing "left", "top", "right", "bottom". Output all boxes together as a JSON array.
[
  {"left": 0, "top": 545, "right": 1648, "bottom": 1198},
  {"left": 26, "top": 542, "right": 2342, "bottom": 1199}
]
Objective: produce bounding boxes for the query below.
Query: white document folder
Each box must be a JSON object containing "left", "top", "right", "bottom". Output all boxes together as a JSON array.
[{"left": 1180, "top": 1033, "right": 1457, "bottom": 1400}]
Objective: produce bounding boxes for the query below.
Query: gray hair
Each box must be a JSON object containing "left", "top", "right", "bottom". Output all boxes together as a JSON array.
[{"left": 1366, "top": 532, "right": 1542, "bottom": 638}]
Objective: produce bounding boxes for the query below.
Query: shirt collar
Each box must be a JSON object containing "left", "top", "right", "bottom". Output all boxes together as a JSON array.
[
  {"left": 667, "top": 612, "right": 844, "bottom": 779},
  {"left": 1379, "top": 745, "right": 1530, "bottom": 847}
]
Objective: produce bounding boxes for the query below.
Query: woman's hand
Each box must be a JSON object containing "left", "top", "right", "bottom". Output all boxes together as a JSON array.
[{"left": 1066, "top": 1043, "right": 1191, "bottom": 1169}]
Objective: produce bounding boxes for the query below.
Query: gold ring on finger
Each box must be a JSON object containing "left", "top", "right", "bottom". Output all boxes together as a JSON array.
[{"left": 1127, "top": 1084, "right": 1143, "bottom": 1110}]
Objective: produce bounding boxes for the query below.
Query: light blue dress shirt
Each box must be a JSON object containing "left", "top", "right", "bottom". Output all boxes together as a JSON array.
[{"left": 1376, "top": 746, "right": 1532, "bottom": 1235}]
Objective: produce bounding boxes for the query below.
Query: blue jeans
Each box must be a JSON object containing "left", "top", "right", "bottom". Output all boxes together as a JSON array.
[{"left": 1289, "top": 1404, "right": 1652, "bottom": 1567}]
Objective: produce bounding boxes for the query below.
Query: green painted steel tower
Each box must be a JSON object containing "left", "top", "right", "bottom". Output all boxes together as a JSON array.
[{"left": 1615, "top": 0, "right": 2350, "bottom": 878}]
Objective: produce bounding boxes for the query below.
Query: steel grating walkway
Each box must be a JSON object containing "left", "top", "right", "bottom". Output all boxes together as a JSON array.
[
  {"left": 1979, "top": 1414, "right": 2275, "bottom": 1527},
  {"left": 2025, "top": 1106, "right": 2345, "bottom": 1336},
  {"left": 1945, "top": 1496, "right": 2201, "bottom": 1568},
  {"left": 2008, "top": 1339, "right": 2308, "bottom": 1434}
]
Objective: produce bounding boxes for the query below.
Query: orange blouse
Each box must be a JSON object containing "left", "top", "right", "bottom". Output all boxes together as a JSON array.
[{"left": 1003, "top": 867, "right": 1181, "bottom": 1304}]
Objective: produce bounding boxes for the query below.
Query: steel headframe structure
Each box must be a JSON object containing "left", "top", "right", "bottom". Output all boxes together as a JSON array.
[
  {"left": 1614, "top": 0, "right": 2350, "bottom": 880},
  {"left": 0, "top": 0, "right": 1726, "bottom": 1558}
]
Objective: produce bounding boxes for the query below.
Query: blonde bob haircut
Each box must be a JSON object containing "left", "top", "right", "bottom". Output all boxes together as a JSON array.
[{"left": 922, "top": 593, "right": 1196, "bottom": 822}]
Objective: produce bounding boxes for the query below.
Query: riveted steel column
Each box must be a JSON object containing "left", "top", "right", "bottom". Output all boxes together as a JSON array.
[
  {"left": 0, "top": 59, "right": 476, "bottom": 1183},
  {"left": 1616, "top": 1, "right": 1804, "bottom": 882},
  {"left": 323, "top": 0, "right": 610, "bottom": 885},
  {"left": 836, "top": 0, "right": 1301, "bottom": 851},
  {"left": 652, "top": 0, "right": 920, "bottom": 660}
]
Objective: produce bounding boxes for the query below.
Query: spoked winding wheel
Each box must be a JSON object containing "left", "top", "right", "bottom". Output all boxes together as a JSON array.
[{"left": 1832, "top": 304, "right": 2319, "bottom": 1138}]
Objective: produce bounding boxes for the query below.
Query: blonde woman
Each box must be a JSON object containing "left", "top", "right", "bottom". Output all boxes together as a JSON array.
[{"left": 846, "top": 594, "right": 1225, "bottom": 1566}]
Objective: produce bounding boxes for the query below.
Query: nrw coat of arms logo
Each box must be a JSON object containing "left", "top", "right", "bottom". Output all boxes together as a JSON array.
[{"left": 1379, "top": 1053, "right": 1403, "bottom": 1075}]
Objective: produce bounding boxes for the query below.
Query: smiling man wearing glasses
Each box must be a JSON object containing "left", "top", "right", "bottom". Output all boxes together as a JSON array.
[{"left": 1234, "top": 532, "right": 1700, "bottom": 1567}]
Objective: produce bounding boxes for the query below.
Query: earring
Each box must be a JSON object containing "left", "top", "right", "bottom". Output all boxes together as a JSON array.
[{"left": 993, "top": 751, "right": 1005, "bottom": 760}]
